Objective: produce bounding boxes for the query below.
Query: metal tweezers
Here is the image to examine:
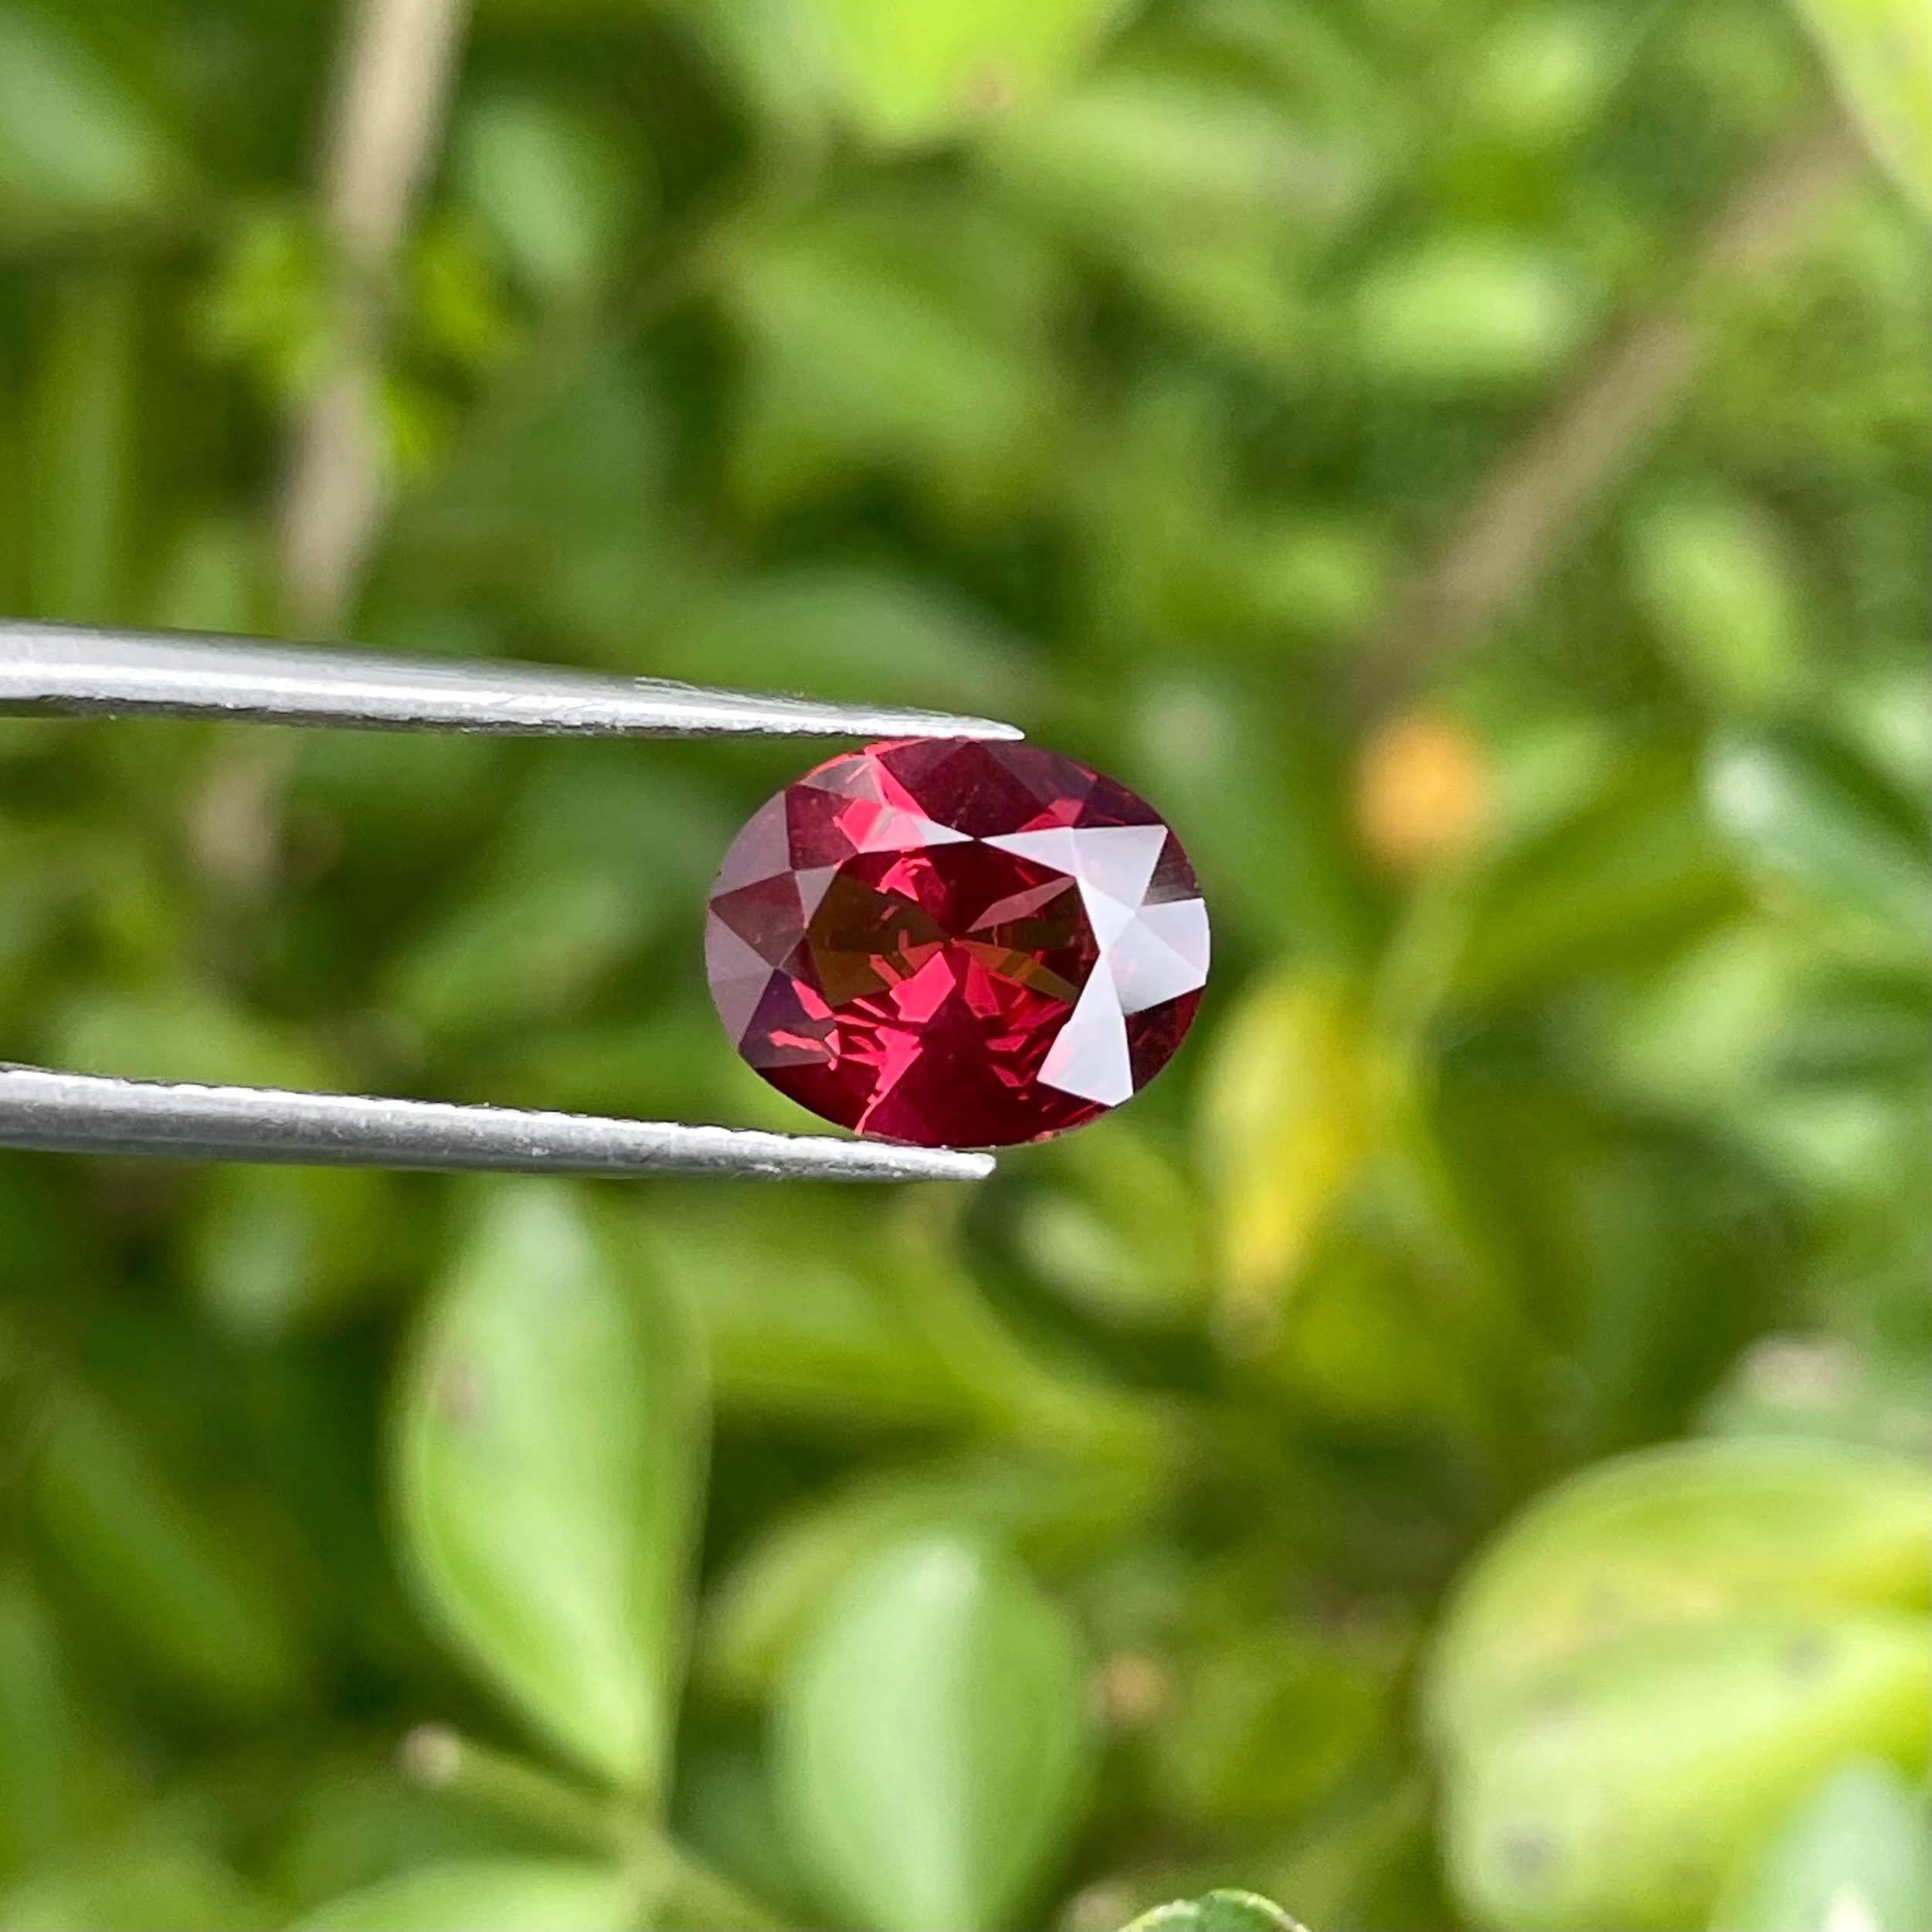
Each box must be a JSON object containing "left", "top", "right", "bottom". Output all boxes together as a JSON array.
[{"left": 0, "top": 618, "right": 1017, "bottom": 1183}]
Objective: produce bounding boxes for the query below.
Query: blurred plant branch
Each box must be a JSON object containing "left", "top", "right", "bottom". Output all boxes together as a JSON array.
[
  {"left": 195, "top": 0, "right": 471, "bottom": 899},
  {"left": 1360, "top": 107, "right": 1865, "bottom": 696},
  {"left": 277, "top": 0, "right": 472, "bottom": 632}
]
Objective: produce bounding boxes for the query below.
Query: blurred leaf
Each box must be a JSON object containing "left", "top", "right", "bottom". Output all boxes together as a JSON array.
[
  {"left": 1426, "top": 1440, "right": 1930, "bottom": 1744},
  {"left": 1200, "top": 974, "right": 1387, "bottom": 1316},
  {"left": 1014, "top": 1126, "right": 1209, "bottom": 1325},
  {"left": 396, "top": 1184, "right": 708, "bottom": 1798},
  {"left": 1630, "top": 491, "right": 1805, "bottom": 711},
  {"left": 271, "top": 1753, "right": 565, "bottom": 1918},
  {"left": 0, "top": 1839, "right": 267, "bottom": 1932},
  {"left": 454, "top": 94, "right": 647, "bottom": 300},
  {"left": 648, "top": 1197, "right": 976, "bottom": 1428},
  {"left": 26, "top": 272, "right": 138, "bottom": 622},
  {"left": 1706, "top": 724, "right": 1930, "bottom": 945},
  {"left": 29, "top": 1391, "right": 307, "bottom": 1713},
  {"left": 0, "top": 1571, "right": 103, "bottom": 1875},
  {"left": 671, "top": 1739, "right": 820, "bottom": 1926},
  {"left": 813, "top": 0, "right": 1129, "bottom": 147},
  {"left": 290, "top": 1857, "right": 638, "bottom": 1932},
  {"left": 1354, "top": 238, "right": 1591, "bottom": 385},
  {"left": 1462, "top": 8, "right": 1632, "bottom": 149},
  {"left": 1454, "top": 749, "right": 1744, "bottom": 1002},
  {"left": 0, "top": 14, "right": 182, "bottom": 226},
  {"left": 1440, "top": 1615, "right": 1930, "bottom": 1930},
  {"left": 986, "top": 66, "right": 1370, "bottom": 248},
  {"left": 774, "top": 1533, "right": 1094, "bottom": 1930},
  {"left": 50, "top": 985, "right": 334, "bottom": 1092},
  {"left": 1122, "top": 1891, "right": 1308, "bottom": 1932},
  {"left": 725, "top": 197, "right": 1062, "bottom": 515},
  {"left": 1710, "top": 1760, "right": 1932, "bottom": 1931},
  {"left": 1703, "top": 1333, "right": 1931, "bottom": 1462},
  {"left": 1788, "top": 0, "right": 1931, "bottom": 205},
  {"left": 1152, "top": 1625, "right": 1396, "bottom": 1828},
  {"left": 185, "top": 1164, "right": 400, "bottom": 1339},
  {"left": 661, "top": 566, "right": 1040, "bottom": 716},
  {"left": 702, "top": 1455, "right": 1146, "bottom": 1699}
]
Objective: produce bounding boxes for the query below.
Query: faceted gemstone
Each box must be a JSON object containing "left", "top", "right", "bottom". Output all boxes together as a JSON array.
[{"left": 705, "top": 738, "right": 1209, "bottom": 1147}]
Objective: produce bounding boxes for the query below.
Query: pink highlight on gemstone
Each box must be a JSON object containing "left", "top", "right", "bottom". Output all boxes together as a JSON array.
[{"left": 705, "top": 739, "right": 1210, "bottom": 1148}]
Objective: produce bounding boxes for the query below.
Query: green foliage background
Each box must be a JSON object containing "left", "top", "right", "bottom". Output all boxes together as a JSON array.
[{"left": 0, "top": 1, "right": 1927, "bottom": 1928}]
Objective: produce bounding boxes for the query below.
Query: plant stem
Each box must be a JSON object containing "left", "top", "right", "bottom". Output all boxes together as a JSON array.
[
  {"left": 1356, "top": 107, "right": 1863, "bottom": 698},
  {"left": 399, "top": 1724, "right": 633, "bottom": 1857},
  {"left": 279, "top": 0, "right": 474, "bottom": 633}
]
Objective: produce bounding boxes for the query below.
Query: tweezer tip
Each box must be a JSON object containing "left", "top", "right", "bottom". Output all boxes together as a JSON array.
[{"left": 849, "top": 711, "right": 1024, "bottom": 744}]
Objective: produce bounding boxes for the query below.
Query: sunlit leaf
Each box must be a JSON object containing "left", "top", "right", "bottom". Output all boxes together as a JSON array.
[
  {"left": 1711, "top": 1760, "right": 1932, "bottom": 1931},
  {"left": 395, "top": 1184, "right": 708, "bottom": 1797},
  {"left": 774, "top": 1534, "right": 1094, "bottom": 1930},
  {"left": 1426, "top": 1440, "right": 1930, "bottom": 1742},
  {"left": 1200, "top": 973, "right": 1389, "bottom": 1321},
  {"left": 1441, "top": 1615, "right": 1929, "bottom": 1930}
]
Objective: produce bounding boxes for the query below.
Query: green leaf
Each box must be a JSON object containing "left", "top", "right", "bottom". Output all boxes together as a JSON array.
[
  {"left": 454, "top": 93, "right": 647, "bottom": 299},
  {"left": 1122, "top": 1891, "right": 1309, "bottom": 1932},
  {"left": 813, "top": 0, "right": 1130, "bottom": 147},
  {"left": 774, "top": 1533, "right": 1094, "bottom": 1930},
  {"left": 289, "top": 1858, "right": 639, "bottom": 1932},
  {"left": 1441, "top": 1615, "right": 1930, "bottom": 1930},
  {"left": 1706, "top": 724, "right": 1930, "bottom": 944},
  {"left": 1153, "top": 1625, "right": 1397, "bottom": 1828},
  {"left": 1711, "top": 1760, "right": 1932, "bottom": 1931},
  {"left": 701, "top": 1455, "right": 1145, "bottom": 1699},
  {"left": 1629, "top": 491, "right": 1805, "bottom": 711},
  {"left": 29, "top": 1393, "right": 306, "bottom": 1713},
  {"left": 1354, "top": 238, "right": 1591, "bottom": 385},
  {"left": 1452, "top": 749, "right": 1746, "bottom": 1003},
  {"left": 26, "top": 272, "right": 138, "bottom": 623},
  {"left": 1426, "top": 1441, "right": 1930, "bottom": 1743},
  {"left": 725, "top": 199, "right": 1062, "bottom": 516},
  {"left": 647, "top": 1197, "right": 977, "bottom": 1428},
  {"left": 0, "top": 14, "right": 183, "bottom": 226},
  {"left": 395, "top": 1183, "right": 708, "bottom": 1797},
  {"left": 185, "top": 1164, "right": 400, "bottom": 1339},
  {"left": 1789, "top": 0, "right": 1931, "bottom": 205},
  {"left": 0, "top": 1841, "right": 269, "bottom": 1932}
]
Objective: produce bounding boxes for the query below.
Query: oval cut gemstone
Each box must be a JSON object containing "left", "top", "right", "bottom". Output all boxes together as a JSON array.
[{"left": 705, "top": 738, "right": 1209, "bottom": 1147}]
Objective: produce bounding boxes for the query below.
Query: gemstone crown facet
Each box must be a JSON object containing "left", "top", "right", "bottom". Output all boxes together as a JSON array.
[{"left": 705, "top": 738, "right": 1209, "bottom": 1148}]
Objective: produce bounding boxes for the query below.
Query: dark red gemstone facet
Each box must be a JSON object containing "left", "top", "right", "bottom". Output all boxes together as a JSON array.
[{"left": 705, "top": 739, "right": 1209, "bottom": 1147}]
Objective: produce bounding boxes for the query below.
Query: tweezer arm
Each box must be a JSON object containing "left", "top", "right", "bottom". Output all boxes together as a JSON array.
[
  {"left": 0, "top": 1068, "right": 993, "bottom": 1183},
  {"left": 0, "top": 619, "right": 1021, "bottom": 742}
]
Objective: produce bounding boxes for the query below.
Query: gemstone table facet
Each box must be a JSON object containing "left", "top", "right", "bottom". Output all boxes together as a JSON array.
[{"left": 705, "top": 739, "right": 1209, "bottom": 1147}]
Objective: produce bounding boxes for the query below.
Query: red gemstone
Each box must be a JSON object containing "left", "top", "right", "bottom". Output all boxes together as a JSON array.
[{"left": 705, "top": 739, "right": 1209, "bottom": 1147}]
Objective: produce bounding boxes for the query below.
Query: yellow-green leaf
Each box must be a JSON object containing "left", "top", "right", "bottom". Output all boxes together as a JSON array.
[
  {"left": 1441, "top": 1615, "right": 1929, "bottom": 1930},
  {"left": 1427, "top": 1441, "right": 1930, "bottom": 1744},
  {"left": 813, "top": 0, "right": 1131, "bottom": 148},
  {"left": 1790, "top": 0, "right": 1931, "bottom": 205},
  {"left": 1711, "top": 1760, "right": 1932, "bottom": 1932},
  {"left": 1200, "top": 975, "right": 1389, "bottom": 1319}
]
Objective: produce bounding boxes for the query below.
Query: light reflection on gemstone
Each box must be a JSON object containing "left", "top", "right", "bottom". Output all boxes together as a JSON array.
[{"left": 705, "top": 739, "right": 1209, "bottom": 1148}]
